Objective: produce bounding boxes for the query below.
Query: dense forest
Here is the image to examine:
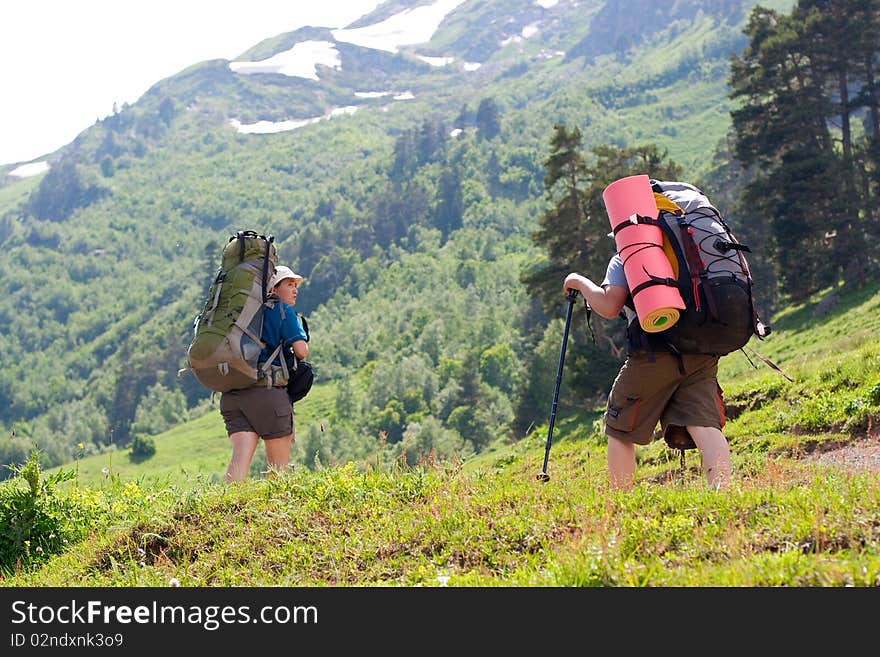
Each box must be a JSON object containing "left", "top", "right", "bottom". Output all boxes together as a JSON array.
[{"left": 0, "top": 0, "right": 877, "bottom": 479}]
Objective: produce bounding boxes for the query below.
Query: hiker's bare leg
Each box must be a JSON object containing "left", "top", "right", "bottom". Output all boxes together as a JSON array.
[
  {"left": 688, "top": 426, "right": 730, "bottom": 489},
  {"left": 225, "top": 431, "right": 259, "bottom": 483},
  {"left": 607, "top": 435, "right": 636, "bottom": 490},
  {"left": 264, "top": 434, "right": 293, "bottom": 478}
]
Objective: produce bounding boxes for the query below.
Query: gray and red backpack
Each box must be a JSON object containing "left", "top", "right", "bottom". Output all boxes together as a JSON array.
[{"left": 623, "top": 180, "right": 770, "bottom": 358}]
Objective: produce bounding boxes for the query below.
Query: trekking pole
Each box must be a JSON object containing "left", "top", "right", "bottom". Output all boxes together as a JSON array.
[{"left": 536, "top": 288, "right": 579, "bottom": 483}]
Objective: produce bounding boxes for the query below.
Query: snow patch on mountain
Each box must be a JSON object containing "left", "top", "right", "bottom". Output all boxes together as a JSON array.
[
  {"left": 9, "top": 161, "right": 49, "bottom": 178},
  {"left": 229, "top": 106, "right": 358, "bottom": 134},
  {"left": 230, "top": 40, "right": 340, "bottom": 80},
  {"left": 230, "top": 0, "right": 466, "bottom": 80},
  {"left": 331, "top": 0, "right": 466, "bottom": 54}
]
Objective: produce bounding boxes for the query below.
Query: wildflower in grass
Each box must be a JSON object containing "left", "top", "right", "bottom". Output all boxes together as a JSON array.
[
  {"left": 122, "top": 482, "right": 142, "bottom": 502},
  {"left": 168, "top": 577, "right": 180, "bottom": 587},
  {"left": 74, "top": 443, "right": 85, "bottom": 479}
]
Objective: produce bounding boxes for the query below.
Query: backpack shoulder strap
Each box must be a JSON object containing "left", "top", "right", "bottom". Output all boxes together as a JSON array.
[
  {"left": 298, "top": 313, "right": 310, "bottom": 342},
  {"left": 261, "top": 234, "right": 274, "bottom": 303}
]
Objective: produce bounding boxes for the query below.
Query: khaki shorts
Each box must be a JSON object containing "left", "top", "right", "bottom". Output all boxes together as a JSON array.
[
  {"left": 220, "top": 386, "right": 293, "bottom": 440},
  {"left": 604, "top": 353, "right": 725, "bottom": 445}
]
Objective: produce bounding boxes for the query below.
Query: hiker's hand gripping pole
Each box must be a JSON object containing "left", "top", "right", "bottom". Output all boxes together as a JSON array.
[{"left": 536, "top": 288, "right": 579, "bottom": 483}]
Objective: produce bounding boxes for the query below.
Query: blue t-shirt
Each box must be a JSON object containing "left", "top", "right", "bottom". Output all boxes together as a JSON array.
[{"left": 259, "top": 300, "right": 308, "bottom": 367}]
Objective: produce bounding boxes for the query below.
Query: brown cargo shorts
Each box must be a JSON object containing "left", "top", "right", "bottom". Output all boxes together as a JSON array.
[
  {"left": 220, "top": 386, "right": 294, "bottom": 440},
  {"left": 604, "top": 352, "right": 725, "bottom": 445}
]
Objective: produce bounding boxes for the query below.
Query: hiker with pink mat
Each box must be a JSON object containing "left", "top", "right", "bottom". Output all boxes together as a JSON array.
[{"left": 562, "top": 174, "right": 731, "bottom": 491}]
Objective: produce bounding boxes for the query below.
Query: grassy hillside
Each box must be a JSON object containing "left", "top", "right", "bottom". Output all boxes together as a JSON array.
[
  {"left": 4, "top": 277, "right": 879, "bottom": 586},
  {"left": 41, "top": 380, "right": 339, "bottom": 487},
  {"left": 720, "top": 281, "right": 880, "bottom": 456}
]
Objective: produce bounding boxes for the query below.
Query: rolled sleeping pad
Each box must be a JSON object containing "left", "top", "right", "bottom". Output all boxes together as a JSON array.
[{"left": 602, "top": 174, "right": 685, "bottom": 333}]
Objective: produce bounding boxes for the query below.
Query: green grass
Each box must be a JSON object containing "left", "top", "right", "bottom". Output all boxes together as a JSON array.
[
  {"left": 59, "top": 411, "right": 230, "bottom": 487},
  {"left": 4, "top": 279, "right": 880, "bottom": 587},
  {"left": 5, "top": 443, "right": 879, "bottom": 586},
  {"left": 43, "top": 381, "right": 338, "bottom": 488},
  {"left": 0, "top": 172, "right": 42, "bottom": 208},
  {"left": 719, "top": 281, "right": 880, "bottom": 455}
]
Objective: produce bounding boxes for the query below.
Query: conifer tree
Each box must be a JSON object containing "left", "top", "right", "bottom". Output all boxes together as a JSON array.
[
  {"left": 475, "top": 98, "right": 501, "bottom": 140},
  {"left": 524, "top": 124, "right": 592, "bottom": 315},
  {"left": 435, "top": 167, "right": 463, "bottom": 239},
  {"left": 729, "top": 1, "right": 879, "bottom": 299},
  {"left": 526, "top": 126, "right": 681, "bottom": 317}
]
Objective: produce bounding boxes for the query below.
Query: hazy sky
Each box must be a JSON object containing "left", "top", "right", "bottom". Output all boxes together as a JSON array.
[{"left": 0, "top": 0, "right": 383, "bottom": 166}]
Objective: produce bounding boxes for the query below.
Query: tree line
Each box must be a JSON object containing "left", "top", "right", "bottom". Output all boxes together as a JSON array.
[{"left": 729, "top": 0, "right": 880, "bottom": 301}]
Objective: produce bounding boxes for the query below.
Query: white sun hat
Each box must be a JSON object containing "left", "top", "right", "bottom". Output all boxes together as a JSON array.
[{"left": 269, "top": 265, "right": 303, "bottom": 289}]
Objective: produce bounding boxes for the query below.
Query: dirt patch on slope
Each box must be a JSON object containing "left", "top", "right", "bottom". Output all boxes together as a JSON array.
[{"left": 802, "top": 436, "right": 880, "bottom": 473}]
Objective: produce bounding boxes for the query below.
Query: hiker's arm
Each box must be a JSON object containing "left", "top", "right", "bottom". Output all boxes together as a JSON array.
[
  {"left": 281, "top": 310, "right": 309, "bottom": 360},
  {"left": 291, "top": 339, "right": 309, "bottom": 360},
  {"left": 563, "top": 273, "right": 627, "bottom": 319}
]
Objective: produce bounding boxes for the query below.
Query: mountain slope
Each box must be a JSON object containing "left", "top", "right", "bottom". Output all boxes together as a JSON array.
[{"left": 0, "top": 0, "right": 794, "bottom": 475}]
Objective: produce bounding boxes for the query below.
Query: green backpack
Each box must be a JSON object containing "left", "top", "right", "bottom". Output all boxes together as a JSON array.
[{"left": 185, "top": 230, "right": 289, "bottom": 393}]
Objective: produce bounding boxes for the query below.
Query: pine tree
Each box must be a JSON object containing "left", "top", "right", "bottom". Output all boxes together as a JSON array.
[
  {"left": 475, "top": 98, "right": 501, "bottom": 140},
  {"left": 729, "top": 1, "right": 878, "bottom": 298},
  {"left": 524, "top": 124, "right": 592, "bottom": 316},
  {"left": 525, "top": 126, "right": 682, "bottom": 316},
  {"left": 434, "top": 167, "right": 463, "bottom": 239}
]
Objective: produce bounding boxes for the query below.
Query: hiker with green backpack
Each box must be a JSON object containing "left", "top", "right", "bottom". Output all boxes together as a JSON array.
[
  {"left": 185, "top": 232, "right": 312, "bottom": 482},
  {"left": 562, "top": 179, "right": 770, "bottom": 491},
  {"left": 220, "top": 264, "right": 309, "bottom": 483}
]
